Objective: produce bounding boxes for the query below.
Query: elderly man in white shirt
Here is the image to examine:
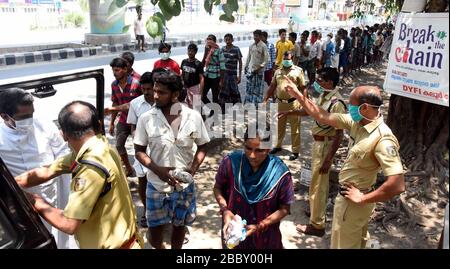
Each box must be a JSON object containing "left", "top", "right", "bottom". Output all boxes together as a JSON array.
[
  {"left": 134, "top": 68, "right": 210, "bottom": 249},
  {"left": 126, "top": 71, "right": 154, "bottom": 228},
  {"left": 0, "top": 88, "right": 77, "bottom": 249}
]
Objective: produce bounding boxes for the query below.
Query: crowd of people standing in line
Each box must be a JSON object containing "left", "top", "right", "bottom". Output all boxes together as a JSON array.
[{"left": 0, "top": 21, "right": 405, "bottom": 249}]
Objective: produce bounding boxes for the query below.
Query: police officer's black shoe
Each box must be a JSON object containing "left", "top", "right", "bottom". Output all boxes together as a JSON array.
[
  {"left": 270, "top": 148, "right": 282, "bottom": 155},
  {"left": 289, "top": 153, "right": 299, "bottom": 161}
]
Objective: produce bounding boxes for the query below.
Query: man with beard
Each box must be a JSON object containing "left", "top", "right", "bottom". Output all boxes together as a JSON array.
[{"left": 134, "top": 68, "right": 210, "bottom": 249}]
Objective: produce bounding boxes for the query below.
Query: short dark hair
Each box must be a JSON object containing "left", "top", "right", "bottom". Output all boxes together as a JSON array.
[
  {"left": 152, "top": 68, "right": 183, "bottom": 93},
  {"left": 261, "top": 31, "right": 268, "bottom": 39},
  {"left": 140, "top": 72, "right": 154, "bottom": 85},
  {"left": 279, "top": 28, "right": 287, "bottom": 35},
  {"left": 253, "top": 29, "right": 262, "bottom": 36},
  {"left": 110, "top": 57, "right": 128, "bottom": 69},
  {"left": 289, "top": 32, "right": 297, "bottom": 40},
  {"left": 301, "top": 30, "right": 309, "bottom": 38},
  {"left": 244, "top": 122, "right": 271, "bottom": 142},
  {"left": 358, "top": 90, "right": 383, "bottom": 107},
  {"left": 0, "top": 88, "right": 34, "bottom": 117},
  {"left": 158, "top": 42, "right": 172, "bottom": 53},
  {"left": 283, "top": 50, "right": 294, "bottom": 58},
  {"left": 188, "top": 43, "right": 198, "bottom": 52},
  {"left": 58, "top": 101, "right": 100, "bottom": 139},
  {"left": 121, "top": 51, "right": 135, "bottom": 66},
  {"left": 311, "top": 30, "right": 319, "bottom": 37},
  {"left": 317, "top": 67, "right": 340, "bottom": 88},
  {"left": 224, "top": 33, "right": 233, "bottom": 39},
  {"left": 207, "top": 34, "right": 217, "bottom": 42}
]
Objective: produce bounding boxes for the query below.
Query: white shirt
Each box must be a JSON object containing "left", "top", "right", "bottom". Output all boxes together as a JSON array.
[
  {"left": 0, "top": 118, "right": 67, "bottom": 178},
  {"left": 134, "top": 18, "right": 145, "bottom": 36},
  {"left": 317, "top": 40, "right": 323, "bottom": 60},
  {"left": 0, "top": 118, "right": 77, "bottom": 249},
  {"left": 127, "top": 95, "right": 154, "bottom": 125},
  {"left": 134, "top": 104, "right": 210, "bottom": 193},
  {"left": 310, "top": 41, "right": 322, "bottom": 59},
  {"left": 245, "top": 41, "right": 269, "bottom": 74}
]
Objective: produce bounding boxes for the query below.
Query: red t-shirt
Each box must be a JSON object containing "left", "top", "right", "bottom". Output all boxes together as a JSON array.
[{"left": 153, "top": 59, "right": 181, "bottom": 75}]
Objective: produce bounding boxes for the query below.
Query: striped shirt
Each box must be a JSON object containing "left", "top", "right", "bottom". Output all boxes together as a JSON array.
[
  {"left": 111, "top": 76, "right": 141, "bottom": 124},
  {"left": 221, "top": 45, "right": 242, "bottom": 76},
  {"left": 204, "top": 48, "right": 226, "bottom": 79},
  {"left": 265, "top": 42, "right": 276, "bottom": 71}
]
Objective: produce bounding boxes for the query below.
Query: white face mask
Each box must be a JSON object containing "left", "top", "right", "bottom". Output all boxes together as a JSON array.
[
  {"left": 160, "top": 52, "right": 170, "bottom": 60},
  {"left": 12, "top": 116, "right": 34, "bottom": 133},
  {"left": 15, "top": 117, "right": 34, "bottom": 132}
]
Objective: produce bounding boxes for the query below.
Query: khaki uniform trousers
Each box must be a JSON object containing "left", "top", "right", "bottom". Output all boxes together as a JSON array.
[
  {"left": 276, "top": 101, "right": 301, "bottom": 153},
  {"left": 330, "top": 194, "right": 375, "bottom": 249},
  {"left": 309, "top": 140, "right": 332, "bottom": 229}
]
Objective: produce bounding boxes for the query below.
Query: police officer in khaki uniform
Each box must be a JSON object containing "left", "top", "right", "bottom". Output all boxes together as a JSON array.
[
  {"left": 279, "top": 68, "right": 346, "bottom": 237},
  {"left": 264, "top": 50, "right": 306, "bottom": 161},
  {"left": 16, "top": 101, "right": 143, "bottom": 249},
  {"left": 283, "top": 84, "right": 405, "bottom": 249}
]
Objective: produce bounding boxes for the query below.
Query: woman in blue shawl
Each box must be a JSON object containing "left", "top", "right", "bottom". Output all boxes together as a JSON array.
[{"left": 213, "top": 126, "right": 295, "bottom": 249}]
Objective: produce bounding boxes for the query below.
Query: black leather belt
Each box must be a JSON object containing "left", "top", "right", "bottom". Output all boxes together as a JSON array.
[{"left": 277, "top": 97, "right": 296, "bottom": 103}]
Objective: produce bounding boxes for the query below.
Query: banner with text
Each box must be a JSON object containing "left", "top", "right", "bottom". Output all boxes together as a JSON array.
[{"left": 384, "top": 12, "right": 449, "bottom": 107}]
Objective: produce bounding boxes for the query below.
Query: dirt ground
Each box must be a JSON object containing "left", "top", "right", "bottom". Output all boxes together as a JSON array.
[{"left": 122, "top": 63, "right": 448, "bottom": 249}]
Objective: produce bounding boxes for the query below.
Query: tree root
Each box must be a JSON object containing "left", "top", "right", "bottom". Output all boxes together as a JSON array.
[
  {"left": 399, "top": 193, "right": 417, "bottom": 230},
  {"left": 382, "top": 199, "right": 401, "bottom": 235}
]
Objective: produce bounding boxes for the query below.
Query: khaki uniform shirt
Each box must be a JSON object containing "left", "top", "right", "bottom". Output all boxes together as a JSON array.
[
  {"left": 49, "top": 135, "right": 139, "bottom": 249},
  {"left": 333, "top": 115, "right": 404, "bottom": 189},
  {"left": 272, "top": 66, "right": 306, "bottom": 100},
  {"left": 311, "top": 89, "right": 346, "bottom": 136}
]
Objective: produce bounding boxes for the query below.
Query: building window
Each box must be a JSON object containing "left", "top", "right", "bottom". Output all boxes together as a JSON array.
[{"left": 308, "top": 0, "right": 313, "bottom": 8}]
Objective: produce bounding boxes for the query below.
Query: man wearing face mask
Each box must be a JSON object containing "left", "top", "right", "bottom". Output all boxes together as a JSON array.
[
  {"left": 283, "top": 82, "right": 405, "bottom": 249},
  {"left": 0, "top": 88, "right": 77, "bottom": 249},
  {"left": 154, "top": 42, "right": 181, "bottom": 75},
  {"left": 279, "top": 68, "right": 346, "bottom": 237},
  {"left": 264, "top": 51, "right": 305, "bottom": 161},
  {"left": 15, "top": 101, "right": 143, "bottom": 249}
]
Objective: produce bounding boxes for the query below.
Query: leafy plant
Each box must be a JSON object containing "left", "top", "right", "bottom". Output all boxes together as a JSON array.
[
  {"left": 65, "top": 12, "right": 86, "bottom": 28},
  {"left": 349, "top": 0, "right": 404, "bottom": 20}
]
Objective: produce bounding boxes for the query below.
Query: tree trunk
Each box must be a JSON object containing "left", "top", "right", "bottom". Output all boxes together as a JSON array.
[{"left": 386, "top": 0, "right": 449, "bottom": 180}]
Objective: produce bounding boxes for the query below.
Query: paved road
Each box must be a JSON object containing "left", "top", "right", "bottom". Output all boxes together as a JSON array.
[{"left": 0, "top": 38, "right": 279, "bottom": 124}]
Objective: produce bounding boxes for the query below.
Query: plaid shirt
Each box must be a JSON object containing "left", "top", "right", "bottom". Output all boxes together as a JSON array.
[
  {"left": 111, "top": 75, "right": 141, "bottom": 124},
  {"left": 204, "top": 48, "right": 226, "bottom": 79},
  {"left": 131, "top": 69, "right": 141, "bottom": 80},
  {"left": 265, "top": 42, "right": 276, "bottom": 71}
]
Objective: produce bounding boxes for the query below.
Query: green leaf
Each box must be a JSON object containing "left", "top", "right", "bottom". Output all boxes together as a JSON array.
[
  {"left": 146, "top": 16, "right": 164, "bottom": 38},
  {"left": 171, "top": 0, "right": 182, "bottom": 16},
  {"left": 159, "top": 0, "right": 174, "bottom": 20},
  {"left": 219, "top": 14, "right": 235, "bottom": 23},
  {"left": 227, "top": 0, "right": 239, "bottom": 11},
  {"left": 154, "top": 12, "right": 167, "bottom": 26},
  {"left": 122, "top": 24, "right": 131, "bottom": 33},
  {"left": 204, "top": 0, "right": 213, "bottom": 14}
]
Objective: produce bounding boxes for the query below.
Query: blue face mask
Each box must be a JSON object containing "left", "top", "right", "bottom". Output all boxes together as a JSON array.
[
  {"left": 348, "top": 104, "right": 363, "bottom": 122},
  {"left": 282, "top": 60, "right": 293, "bottom": 68},
  {"left": 313, "top": 81, "right": 324, "bottom": 94}
]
